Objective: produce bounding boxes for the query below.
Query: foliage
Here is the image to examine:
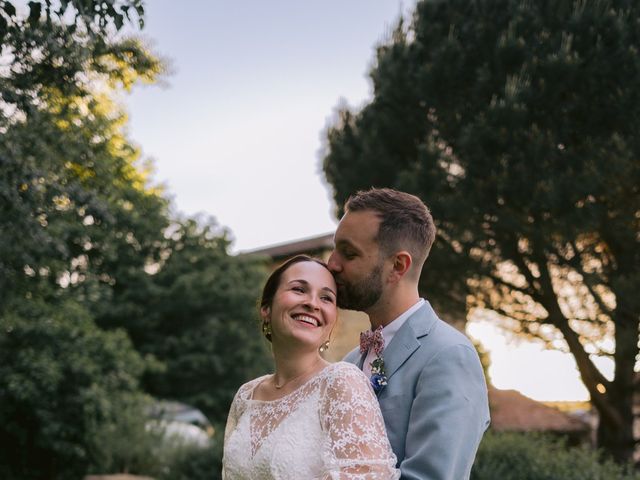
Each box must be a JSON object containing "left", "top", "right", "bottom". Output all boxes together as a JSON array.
[
  {"left": 322, "top": 0, "right": 640, "bottom": 462},
  {"left": 0, "top": 0, "right": 145, "bottom": 41},
  {"left": 0, "top": 0, "right": 166, "bottom": 309},
  {"left": 0, "top": 299, "right": 151, "bottom": 480},
  {"left": 471, "top": 432, "right": 640, "bottom": 480}
]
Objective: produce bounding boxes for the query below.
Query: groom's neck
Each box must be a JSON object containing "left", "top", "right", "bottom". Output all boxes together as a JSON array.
[{"left": 367, "top": 287, "right": 419, "bottom": 329}]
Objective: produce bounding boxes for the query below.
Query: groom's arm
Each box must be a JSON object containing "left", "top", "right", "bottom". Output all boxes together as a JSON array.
[{"left": 400, "top": 344, "right": 490, "bottom": 480}]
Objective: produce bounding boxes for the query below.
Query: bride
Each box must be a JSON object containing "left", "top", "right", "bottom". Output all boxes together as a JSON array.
[{"left": 222, "top": 255, "right": 400, "bottom": 479}]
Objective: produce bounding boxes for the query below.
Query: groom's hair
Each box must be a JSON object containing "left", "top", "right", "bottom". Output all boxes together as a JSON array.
[{"left": 345, "top": 188, "right": 436, "bottom": 276}]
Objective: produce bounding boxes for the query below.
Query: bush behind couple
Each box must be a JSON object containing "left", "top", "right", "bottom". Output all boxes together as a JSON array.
[{"left": 223, "top": 188, "right": 490, "bottom": 479}]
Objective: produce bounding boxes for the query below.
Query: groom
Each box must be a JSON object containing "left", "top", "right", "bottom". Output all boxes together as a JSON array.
[{"left": 328, "top": 188, "right": 490, "bottom": 480}]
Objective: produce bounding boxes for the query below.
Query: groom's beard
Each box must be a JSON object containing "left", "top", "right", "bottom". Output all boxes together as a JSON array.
[{"left": 336, "top": 262, "right": 383, "bottom": 312}]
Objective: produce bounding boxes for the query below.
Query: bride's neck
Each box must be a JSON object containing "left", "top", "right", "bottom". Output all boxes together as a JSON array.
[{"left": 272, "top": 347, "right": 325, "bottom": 382}]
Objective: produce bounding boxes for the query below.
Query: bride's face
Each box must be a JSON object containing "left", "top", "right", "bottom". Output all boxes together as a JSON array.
[{"left": 262, "top": 261, "right": 337, "bottom": 349}]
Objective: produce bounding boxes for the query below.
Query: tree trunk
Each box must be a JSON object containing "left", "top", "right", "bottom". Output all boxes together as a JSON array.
[
  {"left": 597, "top": 308, "right": 637, "bottom": 464},
  {"left": 596, "top": 396, "right": 634, "bottom": 464}
]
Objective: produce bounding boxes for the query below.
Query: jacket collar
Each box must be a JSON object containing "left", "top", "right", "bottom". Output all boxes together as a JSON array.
[{"left": 381, "top": 301, "right": 438, "bottom": 382}]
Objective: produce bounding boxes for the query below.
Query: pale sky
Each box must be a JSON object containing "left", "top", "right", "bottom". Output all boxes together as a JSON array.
[
  {"left": 122, "top": 0, "right": 608, "bottom": 402},
  {"left": 125, "top": 0, "right": 413, "bottom": 253}
]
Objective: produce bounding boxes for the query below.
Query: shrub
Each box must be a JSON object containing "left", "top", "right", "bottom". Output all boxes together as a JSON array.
[
  {"left": 471, "top": 431, "right": 640, "bottom": 480},
  {"left": 0, "top": 299, "right": 151, "bottom": 480}
]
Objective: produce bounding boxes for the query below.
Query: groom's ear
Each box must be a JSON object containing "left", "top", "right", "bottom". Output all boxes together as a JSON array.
[{"left": 388, "top": 251, "right": 412, "bottom": 282}]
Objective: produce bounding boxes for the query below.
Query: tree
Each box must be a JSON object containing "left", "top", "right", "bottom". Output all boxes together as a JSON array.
[
  {"left": 322, "top": 0, "right": 640, "bottom": 464},
  {"left": 0, "top": 0, "right": 164, "bottom": 308}
]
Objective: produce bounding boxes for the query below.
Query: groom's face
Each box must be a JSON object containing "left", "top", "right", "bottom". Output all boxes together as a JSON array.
[{"left": 328, "top": 210, "right": 386, "bottom": 312}]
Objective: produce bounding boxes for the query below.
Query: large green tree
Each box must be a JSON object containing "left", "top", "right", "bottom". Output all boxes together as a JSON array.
[
  {"left": 323, "top": 0, "right": 640, "bottom": 464},
  {"left": 0, "top": 0, "right": 165, "bottom": 308}
]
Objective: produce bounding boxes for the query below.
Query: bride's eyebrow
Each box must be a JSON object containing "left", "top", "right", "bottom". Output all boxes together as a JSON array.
[
  {"left": 287, "top": 279, "right": 336, "bottom": 296},
  {"left": 321, "top": 286, "right": 337, "bottom": 297}
]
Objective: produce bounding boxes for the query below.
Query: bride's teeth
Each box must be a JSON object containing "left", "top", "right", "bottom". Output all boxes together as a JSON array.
[{"left": 293, "top": 315, "right": 318, "bottom": 327}]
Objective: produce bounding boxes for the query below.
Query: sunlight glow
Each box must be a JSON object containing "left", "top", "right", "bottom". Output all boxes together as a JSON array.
[{"left": 467, "top": 319, "right": 614, "bottom": 402}]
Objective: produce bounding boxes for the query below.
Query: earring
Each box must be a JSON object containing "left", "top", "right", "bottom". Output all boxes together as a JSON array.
[
  {"left": 262, "top": 322, "right": 272, "bottom": 340},
  {"left": 319, "top": 340, "right": 330, "bottom": 353}
]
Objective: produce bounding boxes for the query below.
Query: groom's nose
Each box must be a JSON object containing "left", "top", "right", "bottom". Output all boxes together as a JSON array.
[{"left": 327, "top": 250, "right": 341, "bottom": 273}]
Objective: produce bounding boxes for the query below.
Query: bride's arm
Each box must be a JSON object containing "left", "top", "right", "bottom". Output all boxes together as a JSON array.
[{"left": 319, "top": 364, "right": 400, "bottom": 480}]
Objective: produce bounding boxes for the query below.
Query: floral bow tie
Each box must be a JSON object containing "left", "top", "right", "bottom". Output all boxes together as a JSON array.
[{"left": 360, "top": 325, "right": 385, "bottom": 355}]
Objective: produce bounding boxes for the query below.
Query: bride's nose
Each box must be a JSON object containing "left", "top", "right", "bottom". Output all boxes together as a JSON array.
[{"left": 303, "top": 295, "right": 320, "bottom": 311}]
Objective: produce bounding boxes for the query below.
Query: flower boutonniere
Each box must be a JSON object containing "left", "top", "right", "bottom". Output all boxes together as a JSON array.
[{"left": 370, "top": 356, "right": 388, "bottom": 394}]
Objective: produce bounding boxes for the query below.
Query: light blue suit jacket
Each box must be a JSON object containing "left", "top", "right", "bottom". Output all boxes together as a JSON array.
[{"left": 344, "top": 301, "right": 490, "bottom": 480}]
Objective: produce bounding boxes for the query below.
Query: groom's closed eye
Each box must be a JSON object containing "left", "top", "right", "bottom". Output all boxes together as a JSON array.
[{"left": 335, "top": 244, "right": 359, "bottom": 260}]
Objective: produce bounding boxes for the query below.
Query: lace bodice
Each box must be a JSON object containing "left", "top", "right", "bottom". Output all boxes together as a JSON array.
[{"left": 222, "top": 362, "right": 400, "bottom": 479}]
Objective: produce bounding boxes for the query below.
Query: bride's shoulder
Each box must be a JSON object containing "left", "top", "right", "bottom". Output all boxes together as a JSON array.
[
  {"left": 234, "top": 374, "right": 270, "bottom": 400},
  {"left": 323, "top": 361, "right": 369, "bottom": 384},
  {"left": 320, "top": 362, "right": 374, "bottom": 401}
]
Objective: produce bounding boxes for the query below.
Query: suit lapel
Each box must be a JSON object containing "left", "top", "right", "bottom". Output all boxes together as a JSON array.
[
  {"left": 382, "top": 302, "right": 439, "bottom": 381},
  {"left": 357, "top": 351, "right": 366, "bottom": 370}
]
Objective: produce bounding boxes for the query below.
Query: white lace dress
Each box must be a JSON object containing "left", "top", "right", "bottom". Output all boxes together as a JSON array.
[{"left": 222, "top": 361, "right": 400, "bottom": 479}]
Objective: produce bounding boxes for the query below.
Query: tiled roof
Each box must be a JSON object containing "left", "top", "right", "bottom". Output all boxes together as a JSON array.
[
  {"left": 244, "top": 233, "right": 334, "bottom": 259},
  {"left": 489, "top": 387, "right": 590, "bottom": 433}
]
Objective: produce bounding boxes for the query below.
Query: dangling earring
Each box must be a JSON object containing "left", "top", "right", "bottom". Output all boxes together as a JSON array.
[
  {"left": 319, "top": 340, "right": 330, "bottom": 353},
  {"left": 262, "top": 321, "right": 272, "bottom": 341}
]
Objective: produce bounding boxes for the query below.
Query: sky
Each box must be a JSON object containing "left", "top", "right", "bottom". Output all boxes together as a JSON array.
[
  {"left": 124, "top": 0, "right": 412, "bottom": 253},
  {"left": 121, "top": 0, "right": 610, "bottom": 402}
]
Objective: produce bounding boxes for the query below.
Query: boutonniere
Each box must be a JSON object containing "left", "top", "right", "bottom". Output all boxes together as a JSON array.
[{"left": 369, "top": 356, "right": 387, "bottom": 394}]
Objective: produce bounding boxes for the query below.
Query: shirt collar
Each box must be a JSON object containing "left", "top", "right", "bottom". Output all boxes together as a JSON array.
[{"left": 381, "top": 298, "right": 425, "bottom": 346}]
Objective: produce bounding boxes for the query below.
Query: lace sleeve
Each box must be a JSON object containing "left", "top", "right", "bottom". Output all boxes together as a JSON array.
[
  {"left": 320, "top": 363, "right": 400, "bottom": 480},
  {"left": 222, "top": 383, "right": 249, "bottom": 480},
  {"left": 223, "top": 392, "right": 240, "bottom": 445},
  {"left": 222, "top": 393, "right": 237, "bottom": 480}
]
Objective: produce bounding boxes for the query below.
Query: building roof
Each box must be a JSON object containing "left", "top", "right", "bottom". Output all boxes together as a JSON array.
[
  {"left": 244, "top": 232, "right": 334, "bottom": 260},
  {"left": 489, "top": 387, "right": 590, "bottom": 433}
]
